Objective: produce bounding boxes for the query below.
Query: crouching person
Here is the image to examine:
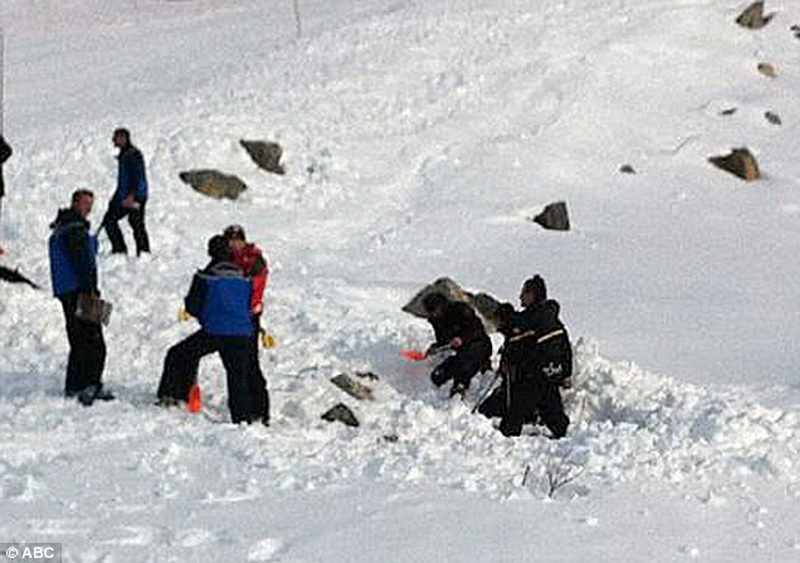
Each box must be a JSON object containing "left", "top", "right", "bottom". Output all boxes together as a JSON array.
[
  {"left": 423, "top": 292, "right": 492, "bottom": 397},
  {"left": 479, "top": 276, "right": 570, "bottom": 439},
  {"left": 156, "top": 235, "right": 256, "bottom": 424}
]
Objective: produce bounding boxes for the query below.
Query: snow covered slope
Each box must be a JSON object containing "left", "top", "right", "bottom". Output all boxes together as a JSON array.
[{"left": 2, "top": 1, "right": 800, "bottom": 561}]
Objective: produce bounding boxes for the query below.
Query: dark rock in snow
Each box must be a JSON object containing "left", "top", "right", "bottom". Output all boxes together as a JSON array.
[
  {"left": 736, "top": 2, "right": 773, "bottom": 29},
  {"left": 619, "top": 164, "right": 636, "bottom": 174},
  {"left": 765, "top": 111, "right": 782, "bottom": 125},
  {"left": 179, "top": 169, "right": 248, "bottom": 200},
  {"left": 240, "top": 140, "right": 285, "bottom": 175},
  {"left": 321, "top": 403, "right": 360, "bottom": 427},
  {"left": 531, "top": 201, "right": 570, "bottom": 231},
  {"left": 402, "top": 277, "right": 503, "bottom": 332},
  {"left": 708, "top": 148, "right": 760, "bottom": 181}
]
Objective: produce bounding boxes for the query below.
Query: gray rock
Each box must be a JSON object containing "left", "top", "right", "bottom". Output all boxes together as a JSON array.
[
  {"left": 531, "top": 201, "right": 570, "bottom": 231},
  {"left": 240, "top": 140, "right": 285, "bottom": 175},
  {"left": 736, "top": 2, "right": 773, "bottom": 29},
  {"left": 708, "top": 148, "right": 760, "bottom": 181},
  {"left": 765, "top": 111, "right": 782, "bottom": 125},
  {"left": 619, "top": 164, "right": 636, "bottom": 174},
  {"left": 321, "top": 403, "right": 360, "bottom": 427},
  {"left": 179, "top": 169, "right": 248, "bottom": 200},
  {"left": 402, "top": 277, "right": 503, "bottom": 332}
]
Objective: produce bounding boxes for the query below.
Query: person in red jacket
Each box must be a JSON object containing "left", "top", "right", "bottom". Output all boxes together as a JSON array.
[{"left": 224, "top": 224, "right": 270, "bottom": 424}]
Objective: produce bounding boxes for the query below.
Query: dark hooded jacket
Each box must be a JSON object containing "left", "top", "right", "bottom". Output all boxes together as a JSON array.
[
  {"left": 429, "top": 301, "right": 490, "bottom": 349},
  {"left": 0, "top": 135, "right": 12, "bottom": 199},
  {"left": 501, "top": 299, "right": 571, "bottom": 384}
]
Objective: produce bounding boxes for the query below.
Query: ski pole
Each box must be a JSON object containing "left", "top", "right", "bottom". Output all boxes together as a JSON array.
[{"left": 471, "top": 370, "right": 501, "bottom": 414}]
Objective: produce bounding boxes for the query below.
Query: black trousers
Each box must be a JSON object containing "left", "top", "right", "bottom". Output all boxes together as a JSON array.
[
  {"left": 59, "top": 293, "right": 106, "bottom": 395},
  {"left": 248, "top": 316, "right": 270, "bottom": 422},
  {"left": 157, "top": 330, "right": 258, "bottom": 423},
  {"left": 431, "top": 339, "right": 491, "bottom": 388},
  {"left": 478, "top": 376, "right": 569, "bottom": 438},
  {"left": 103, "top": 201, "right": 150, "bottom": 256}
]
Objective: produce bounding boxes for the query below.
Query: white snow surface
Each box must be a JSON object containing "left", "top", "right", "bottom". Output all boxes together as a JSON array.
[{"left": 2, "top": 0, "right": 800, "bottom": 561}]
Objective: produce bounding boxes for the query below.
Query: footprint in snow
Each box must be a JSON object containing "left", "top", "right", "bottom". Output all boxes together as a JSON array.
[{"left": 248, "top": 538, "right": 285, "bottom": 561}]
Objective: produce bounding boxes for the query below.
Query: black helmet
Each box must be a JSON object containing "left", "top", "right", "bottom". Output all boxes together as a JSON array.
[{"left": 223, "top": 224, "right": 246, "bottom": 241}]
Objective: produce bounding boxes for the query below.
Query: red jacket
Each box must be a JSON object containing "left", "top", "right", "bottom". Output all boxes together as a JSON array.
[{"left": 231, "top": 243, "right": 269, "bottom": 313}]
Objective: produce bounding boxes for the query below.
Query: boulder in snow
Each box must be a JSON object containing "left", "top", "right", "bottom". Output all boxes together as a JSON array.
[
  {"left": 179, "top": 169, "right": 248, "bottom": 200},
  {"left": 708, "top": 148, "right": 760, "bottom": 181},
  {"left": 531, "top": 201, "right": 570, "bottom": 231},
  {"left": 736, "top": 2, "right": 773, "bottom": 29},
  {"left": 757, "top": 62, "right": 777, "bottom": 78},
  {"left": 321, "top": 403, "right": 360, "bottom": 427},
  {"left": 402, "top": 277, "right": 503, "bottom": 332},
  {"left": 240, "top": 140, "right": 285, "bottom": 175}
]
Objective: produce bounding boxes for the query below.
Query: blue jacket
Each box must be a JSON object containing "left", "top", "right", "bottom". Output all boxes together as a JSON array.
[
  {"left": 48, "top": 208, "right": 98, "bottom": 296},
  {"left": 185, "top": 261, "right": 252, "bottom": 337},
  {"left": 114, "top": 144, "right": 148, "bottom": 204}
]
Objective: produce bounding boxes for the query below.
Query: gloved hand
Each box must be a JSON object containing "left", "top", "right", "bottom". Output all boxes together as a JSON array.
[{"left": 449, "top": 337, "right": 463, "bottom": 348}]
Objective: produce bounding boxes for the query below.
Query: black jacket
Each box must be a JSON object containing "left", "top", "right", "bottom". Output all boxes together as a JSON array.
[
  {"left": 501, "top": 300, "right": 571, "bottom": 383},
  {"left": 0, "top": 135, "right": 12, "bottom": 199},
  {"left": 429, "top": 301, "right": 491, "bottom": 349}
]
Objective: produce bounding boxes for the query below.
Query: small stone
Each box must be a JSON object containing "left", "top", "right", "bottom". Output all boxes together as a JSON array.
[
  {"left": 765, "top": 111, "right": 782, "bottom": 125},
  {"left": 619, "top": 164, "right": 636, "bottom": 174},
  {"left": 757, "top": 62, "right": 776, "bottom": 78}
]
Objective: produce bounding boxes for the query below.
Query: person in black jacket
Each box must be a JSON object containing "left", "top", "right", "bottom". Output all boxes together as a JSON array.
[
  {"left": 0, "top": 135, "right": 12, "bottom": 252},
  {"left": 102, "top": 128, "right": 150, "bottom": 256},
  {"left": 156, "top": 235, "right": 257, "bottom": 424},
  {"left": 479, "top": 275, "right": 570, "bottom": 438},
  {"left": 423, "top": 292, "right": 492, "bottom": 397},
  {"left": 0, "top": 134, "right": 11, "bottom": 202},
  {"left": 48, "top": 189, "right": 113, "bottom": 405}
]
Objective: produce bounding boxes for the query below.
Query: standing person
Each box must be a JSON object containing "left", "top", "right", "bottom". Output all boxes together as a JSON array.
[
  {"left": 0, "top": 135, "right": 12, "bottom": 252},
  {"left": 224, "top": 224, "right": 270, "bottom": 425},
  {"left": 478, "top": 275, "right": 571, "bottom": 438},
  {"left": 0, "top": 134, "right": 11, "bottom": 205},
  {"left": 48, "top": 189, "right": 114, "bottom": 405},
  {"left": 102, "top": 128, "right": 150, "bottom": 256},
  {"left": 422, "top": 292, "right": 492, "bottom": 397},
  {"left": 156, "top": 235, "right": 255, "bottom": 424}
]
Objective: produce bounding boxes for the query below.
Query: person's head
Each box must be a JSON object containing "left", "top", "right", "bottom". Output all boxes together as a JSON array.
[
  {"left": 223, "top": 224, "right": 247, "bottom": 252},
  {"left": 422, "top": 292, "right": 448, "bottom": 319},
  {"left": 207, "top": 234, "right": 231, "bottom": 262},
  {"left": 112, "top": 127, "right": 130, "bottom": 149},
  {"left": 71, "top": 189, "right": 95, "bottom": 218},
  {"left": 520, "top": 275, "right": 546, "bottom": 308}
]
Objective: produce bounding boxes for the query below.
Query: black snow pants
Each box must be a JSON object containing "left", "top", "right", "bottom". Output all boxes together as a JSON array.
[
  {"left": 103, "top": 201, "right": 150, "bottom": 256},
  {"left": 59, "top": 292, "right": 107, "bottom": 395},
  {"left": 478, "top": 376, "right": 569, "bottom": 439},
  {"left": 430, "top": 338, "right": 492, "bottom": 389},
  {"left": 156, "top": 329, "right": 255, "bottom": 423}
]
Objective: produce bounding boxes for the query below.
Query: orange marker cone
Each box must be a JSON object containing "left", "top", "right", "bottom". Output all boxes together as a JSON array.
[{"left": 187, "top": 383, "right": 202, "bottom": 413}]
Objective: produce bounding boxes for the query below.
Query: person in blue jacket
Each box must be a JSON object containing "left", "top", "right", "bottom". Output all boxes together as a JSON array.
[
  {"left": 156, "top": 235, "right": 258, "bottom": 424},
  {"left": 49, "top": 189, "right": 114, "bottom": 405},
  {"left": 102, "top": 128, "right": 150, "bottom": 256}
]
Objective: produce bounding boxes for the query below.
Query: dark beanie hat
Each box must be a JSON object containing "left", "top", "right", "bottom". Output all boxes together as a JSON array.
[
  {"left": 522, "top": 275, "right": 547, "bottom": 303},
  {"left": 207, "top": 234, "right": 231, "bottom": 261}
]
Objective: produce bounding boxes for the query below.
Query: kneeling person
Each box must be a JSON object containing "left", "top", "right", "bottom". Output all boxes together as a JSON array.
[{"left": 423, "top": 292, "right": 492, "bottom": 397}]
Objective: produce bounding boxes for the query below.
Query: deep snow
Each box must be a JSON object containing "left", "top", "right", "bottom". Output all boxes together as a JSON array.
[{"left": 2, "top": 0, "right": 800, "bottom": 561}]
